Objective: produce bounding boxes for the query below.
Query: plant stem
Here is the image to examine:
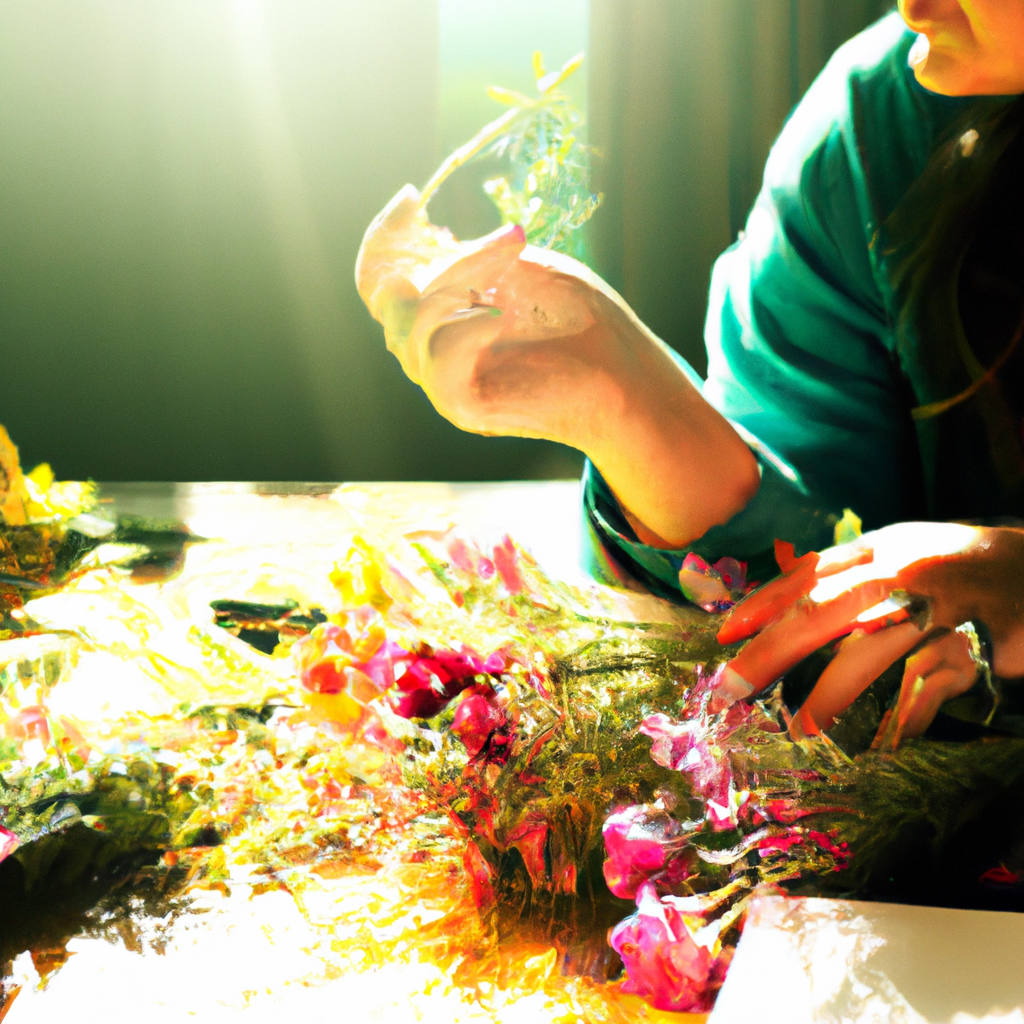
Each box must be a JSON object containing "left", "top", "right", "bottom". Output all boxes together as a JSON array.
[{"left": 418, "top": 98, "right": 559, "bottom": 211}]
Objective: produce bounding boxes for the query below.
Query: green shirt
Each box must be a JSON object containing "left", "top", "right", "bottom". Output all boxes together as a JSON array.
[{"left": 584, "top": 13, "right": 1024, "bottom": 598}]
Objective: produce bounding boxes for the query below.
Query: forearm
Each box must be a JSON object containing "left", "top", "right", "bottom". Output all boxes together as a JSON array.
[{"left": 580, "top": 333, "right": 760, "bottom": 550}]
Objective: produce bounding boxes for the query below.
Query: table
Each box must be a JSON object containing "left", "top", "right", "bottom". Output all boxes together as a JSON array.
[
  {"left": 1, "top": 481, "right": 688, "bottom": 1023},
  {"left": 710, "top": 895, "right": 1024, "bottom": 1023},
  {"left": 2, "top": 482, "right": 1022, "bottom": 1023}
]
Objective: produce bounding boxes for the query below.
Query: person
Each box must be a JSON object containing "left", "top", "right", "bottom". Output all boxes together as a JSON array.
[{"left": 358, "top": 0, "right": 1024, "bottom": 743}]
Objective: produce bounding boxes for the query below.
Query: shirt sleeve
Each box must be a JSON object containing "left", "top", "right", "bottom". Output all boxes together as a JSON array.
[{"left": 583, "top": 20, "right": 914, "bottom": 599}]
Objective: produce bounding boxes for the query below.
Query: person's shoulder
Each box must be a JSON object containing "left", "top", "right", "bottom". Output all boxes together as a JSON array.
[
  {"left": 771, "top": 13, "right": 914, "bottom": 158},
  {"left": 768, "top": 12, "right": 973, "bottom": 220}
]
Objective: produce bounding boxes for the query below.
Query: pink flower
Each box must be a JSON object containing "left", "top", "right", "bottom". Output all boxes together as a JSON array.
[
  {"left": 610, "top": 882, "right": 729, "bottom": 1013},
  {"left": 602, "top": 804, "right": 695, "bottom": 899},
  {"left": 492, "top": 536, "right": 525, "bottom": 594},
  {"left": 445, "top": 535, "right": 496, "bottom": 580},
  {"left": 639, "top": 713, "right": 699, "bottom": 772},
  {"left": 713, "top": 557, "right": 747, "bottom": 593},
  {"left": 294, "top": 610, "right": 511, "bottom": 721},
  {"left": 677, "top": 554, "right": 733, "bottom": 613},
  {"left": 0, "top": 826, "right": 17, "bottom": 864},
  {"left": 294, "top": 614, "right": 394, "bottom": 692},
  {"left": 640, "top": 714, "right": 735, "bottom": 828},
  {"left": 359, "top": 639, "right": 414, "bottom": 692},
  {"left": 677, "top": 555, "right": 748, "bottom": 613},
  {"left": 387, "top": 646, "right": 506, "bottom": 720}
]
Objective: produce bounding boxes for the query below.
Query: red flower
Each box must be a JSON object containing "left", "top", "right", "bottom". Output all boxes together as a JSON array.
[
  {"left": 462, "top": 840, "right": 495, "bottom": 910},
  {"left": 387, "top": 647, "right": 506, "bottom": 720},
  {"left": 492, "top": 536, "right": 525, "bottom": 594},
  {"left": 294, "top": 612, "right": 510, "bottom": 722},
  {"left": 505, "top": 814, "right": 548, "bottom": 888},
  {"left": 450, "top": 687, "right": 510, "bottom": 762}
]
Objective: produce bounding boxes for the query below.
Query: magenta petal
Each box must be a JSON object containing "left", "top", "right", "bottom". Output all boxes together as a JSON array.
[
  {"left": 713, "top": 556, "right": 747, "bottom": 592},
  {"left": 482, "top": 652, "right": 506, "bottom": 674},
  {"left": 610, "top": 882, "right": 719, "bottom": 1013},
  {"left": 639, "top": 714, "right": 736, "bottom": 825},
  {"left": 639, "top": 714, "right": 697, "bottom": 771},
  {"left": 388, "top": 687, "right": 449, "bottom": 720},
  {"left": 450, "top": 691, "right": 504, "bottom": 758},
  {"left": 602, "top": 805, "right": 680, "bottom": 899},
  {"left": 360, "top": 639, "right": 412, "bottom": 691},
  {"left": 0, "top": 827, "right": 17, "bottom": 864},
  {"left": 678, "top": 553, "right": 734, "bottom": 613},
  {"left": 384, "top": 646, "right": 506, "bottom": 720}
]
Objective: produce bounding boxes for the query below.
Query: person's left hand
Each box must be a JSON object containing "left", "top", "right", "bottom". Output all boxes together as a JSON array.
[{"left": 714, "top": 522, "right": 1024, "bottom": 740}]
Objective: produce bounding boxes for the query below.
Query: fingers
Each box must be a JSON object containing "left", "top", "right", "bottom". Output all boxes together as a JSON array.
[
  {"left": 718, "top": 536, "right": 883, "bottom": 646},
  {"left": 723, "top": 523, "right": 978, "bottom": 650},
  {"left": 719, "top": 577, "right": 895, "bottom": 699},
  {"left": 422, "top": 223, "right": 525, "bottom": 297},
  {"left": 420, "top": 309, "right": 508, "bottom": 427},
  {"left": 815, "top": 542, "right": 875, "bottom": 577},
  {"left": 391, "top": 289, "right": 476, "bottom": 382},
  {"left": 893, "top": 629, "right": 978, "bottom": 739},
  {"left": 797, "top": 626, "right": 978, "bottom": 747},
  {"left": 798, "top": 621, "right": 925, "bottom": 733},
  {"left": 354, "top": 184, "right": 425, "bottom": 305},
  {"left": 394, "top": 225, "right": 526, "bottom": 384},
  {"left": 717, "top": 558, "right": 819, "bottom": 645}
]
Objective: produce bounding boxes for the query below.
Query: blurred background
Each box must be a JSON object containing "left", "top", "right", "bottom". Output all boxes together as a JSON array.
[{"left": 0, "top": 0, "right": 893, "bottom": 483}]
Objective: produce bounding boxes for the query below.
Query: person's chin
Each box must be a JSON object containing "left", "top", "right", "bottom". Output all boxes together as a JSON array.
[
  {"left": 913, "top": 51, "right": 1022, "bottom": 97},
  {"left": 912, "top": 51, "right": 981, "bottom": 96}
]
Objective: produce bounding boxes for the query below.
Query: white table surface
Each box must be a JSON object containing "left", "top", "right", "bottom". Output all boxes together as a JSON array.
[{"left": 710, "top": 895, "right": 1024, "bottom": 1024}]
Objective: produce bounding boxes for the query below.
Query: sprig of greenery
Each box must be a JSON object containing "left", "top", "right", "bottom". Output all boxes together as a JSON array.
[
  {"left": 420, "top": 51, "right": 602, "bottom": 261},
  {"left": 482, "top": 52, "right": 602, "bottom": 259}
]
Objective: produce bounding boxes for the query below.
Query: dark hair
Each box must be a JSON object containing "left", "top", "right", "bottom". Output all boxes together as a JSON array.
[{"left": 884, "top": 96, "right": 1024, "bottom": 499}]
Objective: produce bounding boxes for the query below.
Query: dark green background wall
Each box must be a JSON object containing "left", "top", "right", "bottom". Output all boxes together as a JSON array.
[{"left": 0, "top": 1, "right": 891, "bottom": 482}]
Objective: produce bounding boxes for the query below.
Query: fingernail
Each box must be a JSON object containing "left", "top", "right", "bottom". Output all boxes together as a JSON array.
[
  {"left": 713, "top": 665, "right": 754, "bottom": 706},
  {"left": 440, "top": 306, "right": 497, "bottom": 324},
  {"left": 793, "top": 705, "right": 821, "bottom": 739}
]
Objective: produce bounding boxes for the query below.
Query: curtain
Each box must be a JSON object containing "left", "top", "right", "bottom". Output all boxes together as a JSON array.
[{"left": 588, "top": 0, "right": 895, "bottom": 374}]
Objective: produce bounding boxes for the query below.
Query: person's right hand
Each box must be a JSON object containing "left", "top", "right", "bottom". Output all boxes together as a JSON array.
[
  {"left": 356, "top": 185, "right": 643, "bottom": 446},
  {"left": 355, "top": 185, "right": 760, "bottom": 548}
]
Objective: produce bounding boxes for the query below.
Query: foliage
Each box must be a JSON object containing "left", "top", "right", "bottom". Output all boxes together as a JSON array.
[
  {"left": 5, "top": 503, "right": 1024, "bottom": 1014},
  {"left": 480, "top": 52, "right": 602, "bottom": 259},
  {"left": 421, "top": 51, "right": 602, "bottom": 261}
]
